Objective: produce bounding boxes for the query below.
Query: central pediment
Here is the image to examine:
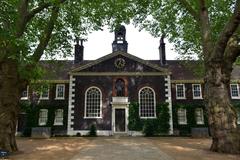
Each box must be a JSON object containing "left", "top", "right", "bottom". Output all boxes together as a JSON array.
[{"left": 70, "top": 52, "right": 170, "bottom": 75}]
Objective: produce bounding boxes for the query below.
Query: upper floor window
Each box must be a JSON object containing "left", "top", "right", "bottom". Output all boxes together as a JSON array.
[
  {"left": 39, "top": 109, "right": 48, "bottom": 126},
  {"left": 178, "top": 108, "right": 187, "bottom": 125},
  {"left": 84, "top": 87, "right": 102, "bottom": 118},
  {"left": 55, "top": 84, "right": 65, "bottom": 100},
  {"left": 54, "top": 109, "right": 64, "bottom": 125},
  {"left": 40, "top": 85, "right": 49, "bottom": 100},
  {"left": 176, "top": 84, "right": 186, "bottom": 99},
  {"left": 21, "top": 86, "right": 29, "bottom": 100},
  {"left": 195, "top": 108, "right": 204, "bottom": 125},
  {"left": 230, "top": 84, "right": 240, "bottom": 99},
  {"left": 192, "top": 84, "right": 202, "bottom": 99},
  {"left": 237, "top": 108, "right": 240, "bottom": 125},
  {"left": 139, "top": 87, "right": 156, "bottom": 118}
]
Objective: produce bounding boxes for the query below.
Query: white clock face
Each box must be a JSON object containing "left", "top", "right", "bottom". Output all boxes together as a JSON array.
[{"left": 114, "top": 58, "right": 126, "bottom": 69}]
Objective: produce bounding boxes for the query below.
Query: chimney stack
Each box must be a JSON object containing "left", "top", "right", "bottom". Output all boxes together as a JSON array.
[
  {"left": 159, "top": 35, "right": 166, "bottom": 65},
  {"left": 74, "top": 37, "right": 84, "bottom": 64}
]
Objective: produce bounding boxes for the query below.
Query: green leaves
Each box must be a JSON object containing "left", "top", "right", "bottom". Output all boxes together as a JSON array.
[
  {"left": 1, "top": 0, "right": 137, "bottom": 80},
  {"left": 133, "top": 0, "right": 236, "bottom": 60}
]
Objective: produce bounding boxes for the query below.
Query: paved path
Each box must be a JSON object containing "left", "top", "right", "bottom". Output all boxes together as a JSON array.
[{"left": 70, "top": 136, "right": 174, "bottom": 160}]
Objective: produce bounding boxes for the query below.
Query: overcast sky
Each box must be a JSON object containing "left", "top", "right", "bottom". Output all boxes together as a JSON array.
[{"left": 79, "top": 24, "right": 178, "bottom": 60}]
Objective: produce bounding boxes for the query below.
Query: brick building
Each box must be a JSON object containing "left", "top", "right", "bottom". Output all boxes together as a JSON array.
[{"left": 18, "top": 25, "right": 240, "bottom": 136}]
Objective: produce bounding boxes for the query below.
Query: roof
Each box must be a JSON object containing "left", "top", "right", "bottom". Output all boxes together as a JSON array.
[{"left": 39, "top": 57, "right": 240, "bottom": 81}]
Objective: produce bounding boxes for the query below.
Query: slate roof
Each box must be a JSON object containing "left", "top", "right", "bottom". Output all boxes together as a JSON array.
[{"left": 39, "top": 57, "right": 240, "bottom": 81}]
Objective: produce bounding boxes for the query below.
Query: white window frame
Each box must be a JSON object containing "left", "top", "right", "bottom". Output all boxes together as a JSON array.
[
  {"left": 54, "top": 109, "right": 64, "bottom": 126},
  {"left": 176, "top": 84, "right": 186, "bottom": 99},
  {"left": 84, "top": 86, "right": 102, "bottom": 119},
  {"left": 178, "top": 108, "right": 187, "bottom": 125},
  {"left": 21, "top": 86, "right": 29, "bottom": 100},
  {"left": 195, "top": 108, "right": 204, "bottom": 125},
  {"left": 230, "top": 84, "right": 240, "bottom": 99},
  {"left": 192, "top": 84, "right": 203, "bottom": 99},
  {"left": 39, "top": 109, "right": 48, "bottom": 126},
  {"left": 237, "top": 108, "right": 240, "bottom": 125},
  {"left": 40, "top": 86, "right": 49, "bottom": 100},
  {"left": 138, "top": 87, "right": 156, "bottom": 119},
  {"left": 55, "top": 84, "right": 65, "bottom": 100}
]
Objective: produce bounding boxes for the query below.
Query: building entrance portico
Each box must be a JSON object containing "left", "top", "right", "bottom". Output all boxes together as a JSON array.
[{"left": 111, "top": 97, "right": 129, "bottom": 134}]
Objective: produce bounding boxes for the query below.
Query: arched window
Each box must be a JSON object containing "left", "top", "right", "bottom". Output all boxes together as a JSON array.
[
  {"left": 139, "top": 87, "right": 156, "bottom": 118},
  {"left": 84, "top": 87, "right": 102, "bottom": 118}
]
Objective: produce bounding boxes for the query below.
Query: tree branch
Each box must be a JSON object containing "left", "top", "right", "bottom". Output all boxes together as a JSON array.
[
  {"left": 211, "top": 0, "right": 240, "bottom": 61},
  {"left": 26, "top": 2, "right": 51, "bottom": 23},
  {"left": 31, "top": 6, "right": 60, "bottom": 62},
  {"left": 198, "top": 0, "right": 213, "bottom": 60},
  {"left": 178, "top": 0, "right": 200, "bottom": 22},
  {"left": 224, "top": 34, "right": 240, "bottom": 64},
  {"left": 16, "top": 0, "right": 29, "bottom": 38}
]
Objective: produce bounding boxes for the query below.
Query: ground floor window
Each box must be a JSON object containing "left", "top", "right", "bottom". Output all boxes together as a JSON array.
[
  {"left": 39, "top": 109, "right": 48, "bottom": 126},
  {"left": 85, "top": 87, "right": 102, "bottom": 118},
  {"left": 195, "top": 108, "right": 204, "bottom": 124},
  {"left": 178, "top": 108, "right": 187, "bottom": 125},
  {"left": 237, "top": 108, "right": 240, "bottom": 124},
  {"left": 139, "top": 87, "right": 156, "bottom": 118},
  {"left": 54, "top": 109, "right": 64, "bottom": 125}
]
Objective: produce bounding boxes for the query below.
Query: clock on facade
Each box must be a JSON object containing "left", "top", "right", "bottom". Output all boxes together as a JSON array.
[{"left": 114, "top": 58, "right": 126, "bottom": 69}]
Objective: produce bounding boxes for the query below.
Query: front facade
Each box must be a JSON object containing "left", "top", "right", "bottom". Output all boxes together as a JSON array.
[{"left": 19, "top": 26, "right": 240, "bottom": 136}]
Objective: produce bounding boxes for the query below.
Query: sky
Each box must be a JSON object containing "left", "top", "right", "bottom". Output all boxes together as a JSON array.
[{"left": 79, "top": 24, "right": 179, "bottom": 60}]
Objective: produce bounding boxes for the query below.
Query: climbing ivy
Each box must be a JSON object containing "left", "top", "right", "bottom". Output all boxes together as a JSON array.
[
  {"left": 20, "top": 102, "right": 68, "bottom": 137},
  {"left": 128, "top": 102, "right": 170, "bottom": 136}
]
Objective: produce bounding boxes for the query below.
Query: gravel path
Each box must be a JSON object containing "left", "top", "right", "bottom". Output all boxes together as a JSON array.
[{"left": 70, "top": 137, "right": 174, "bottom": 160}]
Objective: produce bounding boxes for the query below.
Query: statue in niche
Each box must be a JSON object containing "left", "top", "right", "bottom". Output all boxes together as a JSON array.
[{"left": 115, "top": 79, "right": 125, "bottom": 96}]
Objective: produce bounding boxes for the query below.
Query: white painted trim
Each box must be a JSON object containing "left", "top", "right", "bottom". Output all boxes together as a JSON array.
[
  {"left": 67, "top": 130, "right": 113, "bottom": 136},
  {"left": 38, "top": 109, "right": 48, "bottom": 126},
  {"left": 55, "top": 84, "right": 65, "bottom": 100},
  {"left": 138, "top": 87, "right": 157, "bottom": 118},
  {"left": 192, "top": 84, "right": 203, "bottom": 99},
  {"left": 54, "top": 109, "right": 64, "bottom": 126},
  {"left": 165, "top": 75, "right": 173, "bottom": 135},
  {"left": 67, "top": 75, "right": 75, "bottom": 134},
  {"left": 176, "top": 84, "right": 186, "bottom": 99},
  {"left": 128, "top": 131, "right": 143, "bottom": 136},
  {"left": 84, "top": 86, "right": 103, "bottom": 118},
  {"left": 195, "top": 108, "right": 204, "bottom": 125},
  {"left": 21, "top": 86, "right": 29, "bottom": 100},
  {"left": 177, "top": 108, "right": 187, "bottom": 125},
  {"left": 39, "top": 86, "right": 50, "bottom": 100},
  {"left": 230, "top": 84, "right": 240, "bottom": 99},
  {"left": 112, "top": 104, "right": 129, "bottom": 134}
]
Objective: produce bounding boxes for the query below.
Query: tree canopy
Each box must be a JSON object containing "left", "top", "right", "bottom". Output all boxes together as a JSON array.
[
  {"left": 0, "top": 0, "right": 136, "bottom": 80},
  {"left": 132, "top": 0, "right": 238, "bottom": 60}
]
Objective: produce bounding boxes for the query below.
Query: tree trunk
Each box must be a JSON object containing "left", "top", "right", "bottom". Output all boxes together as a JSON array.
[
  {"left": 0, "top": 60, "right": 21, "bottom": 152},
  {"left": 205, "top": 62, "right": 240, "bottom": 154}
]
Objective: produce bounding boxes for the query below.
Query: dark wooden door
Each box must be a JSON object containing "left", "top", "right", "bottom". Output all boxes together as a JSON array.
[{"left": 115, "top": 109, "right": 125, "bottom": 132}]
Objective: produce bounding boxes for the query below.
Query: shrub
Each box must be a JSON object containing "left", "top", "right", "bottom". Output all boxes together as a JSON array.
[
  {"left": 143, "top": 120, "right": 155, "bottom": 136},
  {"left": 88, "top": 124, "right": 97, "bottom": 136},
  {"left": 128, "top": 102, "right": 170, "bottom": 136}
]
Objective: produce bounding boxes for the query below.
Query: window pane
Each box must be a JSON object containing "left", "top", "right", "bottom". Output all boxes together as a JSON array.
[
  {"left": 56, "top": 85, "right": 65, "bottom": 98},
  {"left": 39, "top": 109, "right": 48, "bottom": 125},
  {"left": 41, "top": 86, "right": 49, "bottom": 98},
  {"left": 178, "top": 108, "right": 187, "bottom": 124},
  {"left": 195, "top": 108, "right": 204, "bottom": 124},
  {"left": 139, "top": 87, "right": 156, "bottom": 118},
  {"left": 193, "top": 84, "right": 201, "bottom": 98},
  {"left": 231, "top": 84, "right": 239, "bottom": 97},
  {"left": 176, "top": 84, "right": 185, "bottom": 98},
  {"left": 85, "top": 87, "right": 101, "bottom": 118},
  {"left": 54, "top": 109, "right": 63, "bottom": 125}
]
